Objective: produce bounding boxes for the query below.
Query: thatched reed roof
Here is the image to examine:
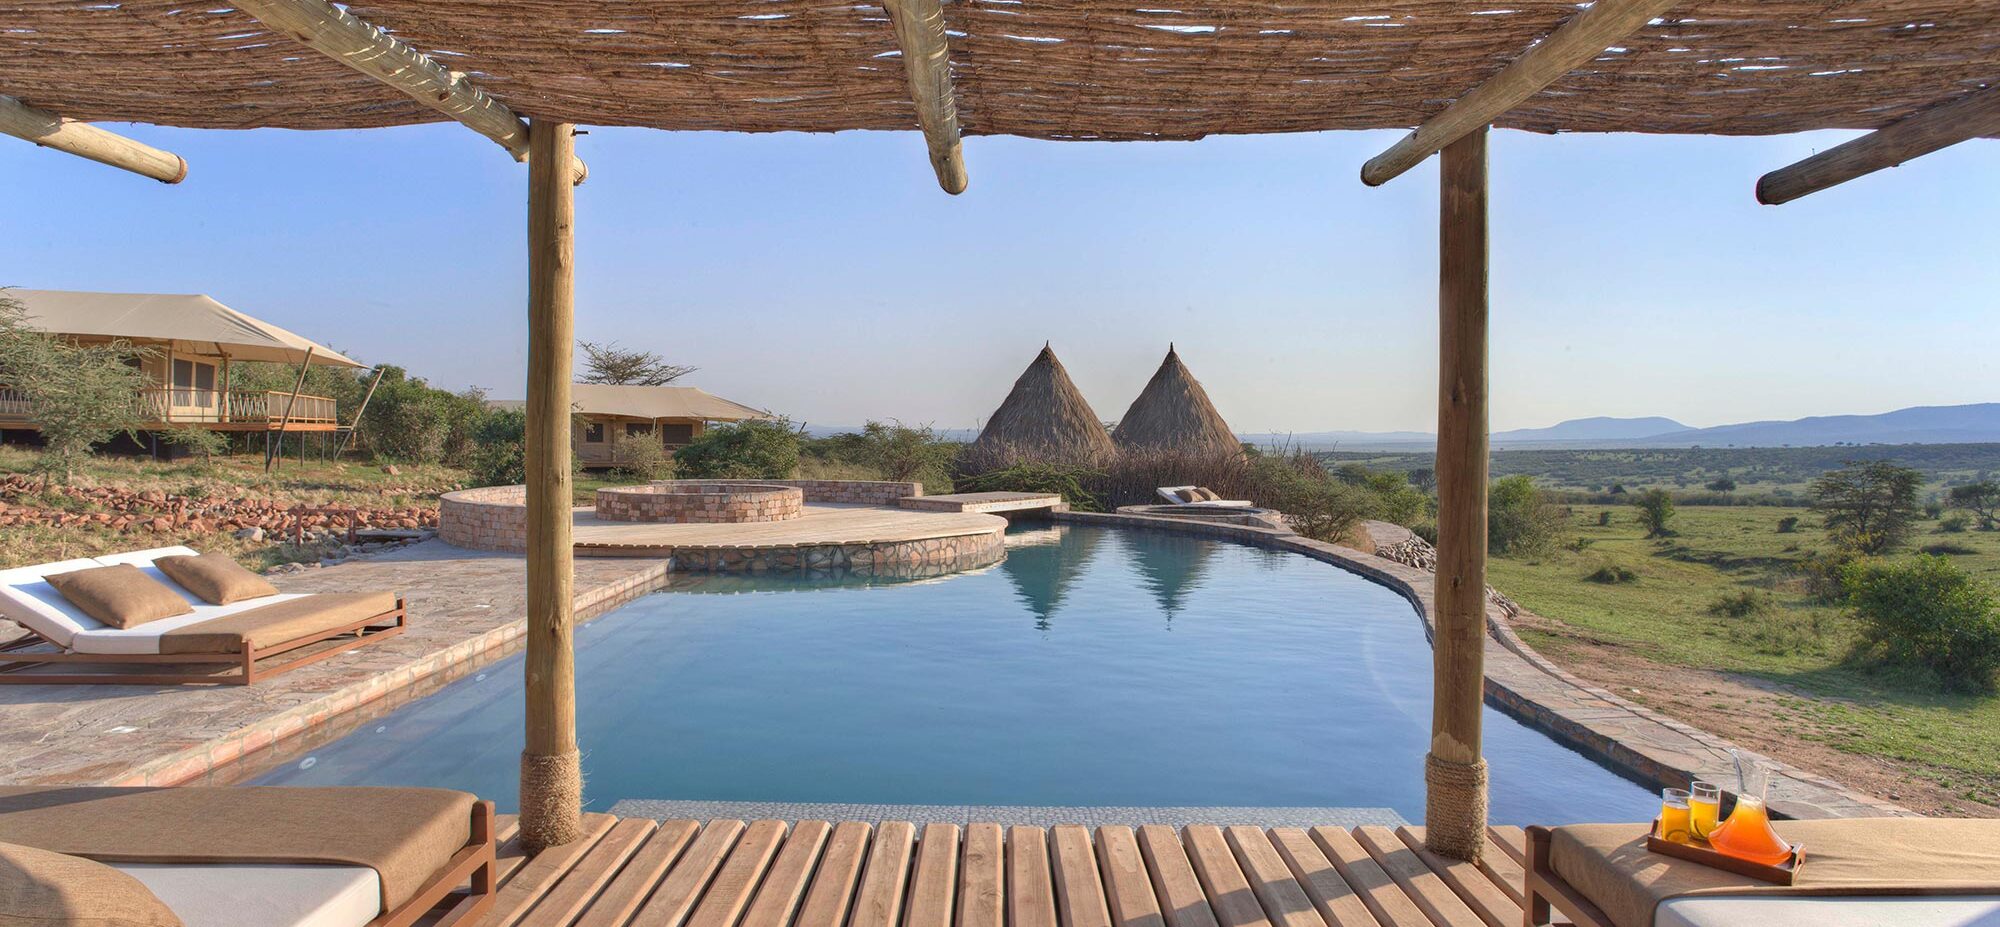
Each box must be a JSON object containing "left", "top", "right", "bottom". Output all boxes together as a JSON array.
[
  {"left": 1113, "top": 346, "right": 1238, "bottom": 456},
  {"left": 964, "top": 345, "right": 1116, "bottom": 472},
  {"left": 4, "top": 2, "right": 1997, "bottom": 140}
]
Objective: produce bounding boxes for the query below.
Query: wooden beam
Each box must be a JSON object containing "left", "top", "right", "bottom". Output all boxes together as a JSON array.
[
  {"left": 264, "top": 346, "right": 316, "bottom": 473},
  {"left": 1428, "top": 128, "right": 1490, "bottom": 862},
  {"left": 0, "top": 94, "right": 186, "bottom": 183},
  {"left": 230, "top": 0, "right": 585, "bottom": 183},
  {"left": 1757, "top": 86, "right": 2000, "bottom": 204},
  {"left": 520, "top": 118, "right": 583, "bottom": 856},
  {"left": 881, "top": 0, "right": 968, "bottom": 194},
  {"left": 1360, "top": 0, "right": 1677, "bottom": 186}
]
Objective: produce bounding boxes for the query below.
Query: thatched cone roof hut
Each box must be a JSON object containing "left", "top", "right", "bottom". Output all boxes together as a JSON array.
[
  {"left": 1113, "top": 346, "right": 1238, "bottom": 456},
  {"left": 963, "top": 344, "right": 1116, "bottom": 472}
]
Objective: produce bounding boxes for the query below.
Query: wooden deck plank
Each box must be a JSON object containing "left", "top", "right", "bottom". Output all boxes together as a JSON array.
[
  {"left": 1485, "top": 828, "right": 1526, "bottom": 867},
  {"left": 1266, "top": 828, "right": 1378, "bottom": 927},
  {"left": 738, "top": 821, "right": 831, "bottom": 927},
  {"left": 1394, "top": 828, "right": 1518, "bottom": 927},
  {"left": 905, "top": 823, "right": 961, "bottom": 927},
  {"left": 792, "top": 821, "right": 871, "bottom": 927},
  {"left": 1051, "top": 825, "right": 1114, "bottom": 927},
  {"left": 1307, "top": 827, "right": 1432, "bottom": 927},
  {"left": 1473, "top": 833, "right": 1525, "bottom": 906},
  {"left": 957, "top": 822, "right": 1005, "bottom": 927},
  {"left": 684, "top": 820, "right": 787, "bottom": 927},
  {"left": 490, "top": 813, "right": 618, "bottom": 927},
  {"left": 515, "top": 818, "right": 657, "bottom": 927},
  {"left": 1008, "top": 826, "right": 1059, "bottom": 927},
  {"left": 849, "top": 820, "right": 916, "bottom": 927},
  {"left": 1181, "top": 826, "right": 1273, "bottom": 927},
  {"left": 1095, "top": 826, "right": 1165, "bottom": 927},
  {"left": 625, "top": 819, "right": 749, "bottom": 927},
  {"left": 1136, "top": 825, "right": 1220, "bottom": 927},
  {"left": 1222, "top": 827, "right": 1327, "bottom": 927},
  {"left": 573, "top": 820, "right": 702, "bottom": 927},
  {"left": 1351, "top": 826, "right": 1484, "bottom": 927}
]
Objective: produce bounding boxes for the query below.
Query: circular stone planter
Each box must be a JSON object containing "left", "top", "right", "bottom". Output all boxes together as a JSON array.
[{"left": 594, "top": 480, "right": 804, "bottom": 524}]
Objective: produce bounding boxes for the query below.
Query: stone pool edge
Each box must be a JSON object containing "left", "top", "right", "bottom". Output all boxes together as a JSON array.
[{"left": 1053, "top": 510, "right": 1909, "bottom": 820}]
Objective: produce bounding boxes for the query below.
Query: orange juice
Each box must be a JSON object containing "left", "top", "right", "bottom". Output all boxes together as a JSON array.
[
  {"left": 1707, "top": 796, "right": 1791, "bottom": 865},
  {"left": 1658, "top": 789, "right": 1693, "bottom": 843},
  {"left": 1689, "top": 793, "right": 1720, "bottom": 840}
]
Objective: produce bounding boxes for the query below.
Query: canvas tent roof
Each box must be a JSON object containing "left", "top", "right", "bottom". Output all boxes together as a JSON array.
[
  {"left": 3, "top": 2, "right": 1996, "bottom": 141},
  {"left": 490, "top": 384, "right": 770, "bottom": 422},
  {"left": 8, "top": 289, "right": 363, "bottom": 368}
]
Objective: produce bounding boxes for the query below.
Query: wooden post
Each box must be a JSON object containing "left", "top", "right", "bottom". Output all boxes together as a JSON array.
[
  {"left": 334, "top": 367, "right": 386, "bottom": 459},
  {"left": 0, "top": 94, "right": 187, "bottom": 183},
  {"left": 1756, "top": 86, "right": 2000, "bottom": 205},
  {"left": 881, "top": 0, "right": 968, "bottom": 194},
  {"left": 264, "top": 347, "right": 315, "bottom": 473},
  {"left": 1427, "top": 127, "right": 1490, "bottom": 862},
  {"left": 520, "top": 118, "right": 583, "bottom": 855}
]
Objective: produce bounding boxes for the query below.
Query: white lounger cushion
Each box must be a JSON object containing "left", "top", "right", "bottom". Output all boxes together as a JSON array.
[
  {"left": 1656, "top": 895, "right": 2000, "bottom": 927},
  {"left": 116, "top": 863, "right": 382, "bottom": 927},
  {"left": 0, "top": 547, "right": 307, "bottom": 655}
]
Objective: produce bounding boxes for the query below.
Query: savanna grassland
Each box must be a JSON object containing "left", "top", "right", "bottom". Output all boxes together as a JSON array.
[{"left": 1490, "top": 502, "right": 2000, "bottom": 816}]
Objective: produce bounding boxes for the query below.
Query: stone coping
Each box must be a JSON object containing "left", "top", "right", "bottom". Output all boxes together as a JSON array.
[
  {"left": 1053, "top": 510, "right": 1908, "bottom": 821},
  {"left": 594, "top": 481, "right": 804, "bottom": 524}
]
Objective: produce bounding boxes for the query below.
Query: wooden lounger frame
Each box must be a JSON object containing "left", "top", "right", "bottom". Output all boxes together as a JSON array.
[
  {"left": 1523, "top": 825, "right": 1618, "bottom": 927},
  {"left": 374, "top": 799, "right": 496, "bottom": 927},
  {"left": 0, "top": 597, "right": 406, "bottom": 685}
]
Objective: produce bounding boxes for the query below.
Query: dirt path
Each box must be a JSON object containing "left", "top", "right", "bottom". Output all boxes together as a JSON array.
[{"left": 1509, "top": 609, "right": 2000, "bottom": 818}]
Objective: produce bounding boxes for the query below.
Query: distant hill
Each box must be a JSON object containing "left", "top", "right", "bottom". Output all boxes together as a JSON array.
[{"left": 1260, "top": 403, "right": 2000, "bottom": 450}]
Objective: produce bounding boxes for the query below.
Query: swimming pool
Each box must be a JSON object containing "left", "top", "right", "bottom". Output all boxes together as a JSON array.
[{"left": 243, "top": 524, "right": 1658, "bottom": 825}]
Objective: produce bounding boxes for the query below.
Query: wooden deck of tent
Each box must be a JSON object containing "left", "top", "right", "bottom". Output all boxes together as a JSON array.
[{"left": 474, "top": 813, "right": 1538, "bottom": 927}]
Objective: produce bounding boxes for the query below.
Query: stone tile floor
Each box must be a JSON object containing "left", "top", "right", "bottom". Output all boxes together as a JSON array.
[{"left": 0, "top": 541, "right": 669, "bottom": 787}]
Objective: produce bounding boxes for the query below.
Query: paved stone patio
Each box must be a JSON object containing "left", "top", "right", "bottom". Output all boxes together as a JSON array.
[{"left": 0, "top": 541, "right": 671, "bottom": 787}]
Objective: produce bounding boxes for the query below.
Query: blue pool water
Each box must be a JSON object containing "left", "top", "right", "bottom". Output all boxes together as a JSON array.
[{"left": 248, "top": 524, "right": 1659, "bottom": 825}]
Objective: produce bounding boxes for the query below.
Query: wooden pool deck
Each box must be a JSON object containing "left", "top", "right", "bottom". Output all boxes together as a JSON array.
[{"left": 476, "top": 813, "right": 1534, "bottom": 927}]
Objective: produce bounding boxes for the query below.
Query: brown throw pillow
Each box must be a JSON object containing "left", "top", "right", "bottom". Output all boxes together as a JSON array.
[
  {"left": 153, "top": 553, "right": 278, "bottom": 606},
  {"left": 44, "top": 565, "right": 193, "bottom": 630},
  {"left": 0, "top": 841, "right": 183, "bottom": 927}
]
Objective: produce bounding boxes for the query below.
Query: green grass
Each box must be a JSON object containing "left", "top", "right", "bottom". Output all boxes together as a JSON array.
[{"left": 1490, "top": 504, "right": 2000, "bottom": 805}]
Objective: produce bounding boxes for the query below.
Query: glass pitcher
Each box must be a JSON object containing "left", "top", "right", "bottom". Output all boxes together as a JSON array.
[{"left": 1706, "top": 751, "right": 1794, "bottom": 865}]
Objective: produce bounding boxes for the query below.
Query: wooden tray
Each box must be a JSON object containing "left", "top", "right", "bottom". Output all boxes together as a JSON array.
[{"left": 1647, "top": 821, "right": 1804, "bottom": 884}]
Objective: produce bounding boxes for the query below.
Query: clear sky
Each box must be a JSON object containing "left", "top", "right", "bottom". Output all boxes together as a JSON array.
[{"left": 4, "top": 121, "right": 1994, "bottom": 434}]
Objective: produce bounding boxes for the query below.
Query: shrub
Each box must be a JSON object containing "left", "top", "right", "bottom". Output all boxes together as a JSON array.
[
  {"left": 1707, "top": 590, "right": 1768, "bottom": 619},
  {"left": 1922, "top": 542, "right": 1977, "bottom": 556},
  {"left": 1411, "top": 521, "right": 1438, "bottom": 545},
  {"left": 1844, "top": 555, "right": 2000, "bottom": 693},
  {"left": 1632, "top": 488, "right": 1676, "bottom": 538},
  {"left": 955, "top": 462, "right": 1104, "bottom": 512},
  {"left": 1585, "top": 565, "right": 1637, "bottom": 584},
  {"left": 1280, "top": 479, "right": 1378, "bottom": 544},
  {"left": 355, "top": 368, "right": 488, "bottom": 465},
  {"left": 1705, "top": 476, "right": 1737, "bottom": 492},
  {"left": 615, "top": 435, "right": 675, "bottom": 482},
  {"left": 1798, "top": 549, "right": 1865, "bottom": 604},
  {"left": 1596, "top": 511, "right": 1612, "bottom": 527},
  {"left": 1087, "top": 446, "right": 1255, "bottom": 510},
  {"left": 1777, "top": 515, "right": 1801, "bottom": 534},
  {"left": 1939, "top": 515, "right": 1971, "bottom": 533},
  {"left": 1489, "top": 475, "right": 1564, "bottom": 555},
  {"left": 466, "top": 409, "right": 527, "bottom": 486},
  {"left": 674, "top": 419, "right": 800, "bottom": 479}
]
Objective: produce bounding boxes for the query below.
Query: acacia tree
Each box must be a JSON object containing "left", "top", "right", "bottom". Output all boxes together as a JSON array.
[
  {"left": 1948, "top": 481, "right": 2000, "bottom": 531},
  {"left": 578, "top": 341, "right": 695, "bottom": 386},
  {"left": 0, "top": 294, "right": 145, "bottom": 482},
  {"left": 1633, "top": 488, "right": 1676, "bottom": 537},
  {"left": 1809, "top": 460, "right": 1923, "bottom": 554}
]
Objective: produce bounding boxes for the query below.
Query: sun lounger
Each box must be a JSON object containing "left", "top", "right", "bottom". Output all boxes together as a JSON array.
[
  {"left": 0, "top": 785, "right": 494, "bottom": 927},
  {"left": 1525, "top": 819, "right": 2000, "bottom": 927},
  {"left": 1156, "top": 485, "right": 1254, "bottom": 507},
  {"left": 0, "top": 546, "right": 404, "bottom": 685}
]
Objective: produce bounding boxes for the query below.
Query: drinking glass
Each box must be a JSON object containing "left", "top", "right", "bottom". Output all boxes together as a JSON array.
[
  {"left": 1658, "top": 788, "right": 1692, "bottom": 843},
  {"left": 1689, "top": 781, "right": 1722, "bottom": 840}
]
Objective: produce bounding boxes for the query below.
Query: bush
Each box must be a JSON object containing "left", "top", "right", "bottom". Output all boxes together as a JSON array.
[
  {"left": 1939, "top": 515, "right": 1970, "bottom": 533},
  {"left": 1707, "top": 590, "right": 1768, "bottom": 619},
  {"left": 1280, "top": 479, "right": 1378, "bottom": 544},
  {"left": 1596, "top": 511, "right": 1612, "bottom": 527},
  {"left": 1922, "top": 542, "right": 1978, "bottom": 556},
  {"left": 1705, "top": 476, "right": 1737, "bottom": 492},
  {"left": 1798, "top": 549, "right": 1864, "bottom": 604},
  {"left": 1632, "top": 488, "right": 1676, "bottom": 538},
  {"left": 466, "top": 409, "right": 527, "bottom": 486},
  {"left": 1489, "top": 475, "right": 1564, "bottom": 555},
  {"left": 673, "top": 419, "right": 800, "bottom": 479},
  {"left": 1845, "top": 555, "right": 2000, "bottom": 693},
  {"left": 1586, "top": 565, "right": 1637, "bottom": 584},
  {"left": 615, "top": 435, "right": 675, "bottom": 482},
  {"left": 158, "top": 426, "right": 228, "bottom": 470},
  {"left": 1777, "top": 515, "right": 1801, "bottom": 534},
  {"left": 0, "top": 294, "right": 147, "bottom": 481},
  {"left": 355, "top": 368, "right": 487, "bottom": 466},
  {"left": 956, "top": 462, "right": 1104, "bottom": 512}
]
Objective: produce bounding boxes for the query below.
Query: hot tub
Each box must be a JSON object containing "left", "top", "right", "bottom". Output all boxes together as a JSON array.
[{"left": 595, "top": 481, "right": 805, "bottom": 524}]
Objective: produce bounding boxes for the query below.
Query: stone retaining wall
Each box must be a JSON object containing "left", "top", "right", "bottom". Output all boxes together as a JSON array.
[
  {"left": 654, "top": 528, "right": 1004, "bottom": 577},
  {"left": 437, "top": 485, "right": 529, "bottom": 553},
  {"left": 766, "top": 479, "right": 922, "bottom": 505},
  {"left": 595, "top": 481, "right": 804, "bottom": 523}
]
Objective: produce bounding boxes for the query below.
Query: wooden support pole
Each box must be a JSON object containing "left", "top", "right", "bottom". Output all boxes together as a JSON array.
[
  {"left": 519, "top": 118, "right": 582, "bottom": 856},
  {"left": 229, "top": 0, "right": 585, "bottom": 183},
  {"left": 334, "top": 367, "right": 386, "bottom": 459},
  {"left": 264, "top": 347, "right": 315, "bottom": 473},
  {"left": 1427, "top": 127, "right": 1490, "bottom": 862},
  {"left": 881, "top": 0, "right": 968, "bottom": 194},
  {"left": 0, "top": 94, "right": 187, "bottom": 183},
  {"left": 1757, "top": 86, "right": 2000, "bottom": 205},
  {"left": 1361, "top": 0, "right": 1676, "bottom": 186}
]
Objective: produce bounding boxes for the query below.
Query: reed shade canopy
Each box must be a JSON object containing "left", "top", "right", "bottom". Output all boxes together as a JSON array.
[
  {"left": 964, "top": 345, "right": 1117, "bottom": 473},
  {"left": 1113, "top": 346, "right": 1239, "bottom": 457},
  {"left": 0, "top": 1, "right": 1995, "bottom": 142}
]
